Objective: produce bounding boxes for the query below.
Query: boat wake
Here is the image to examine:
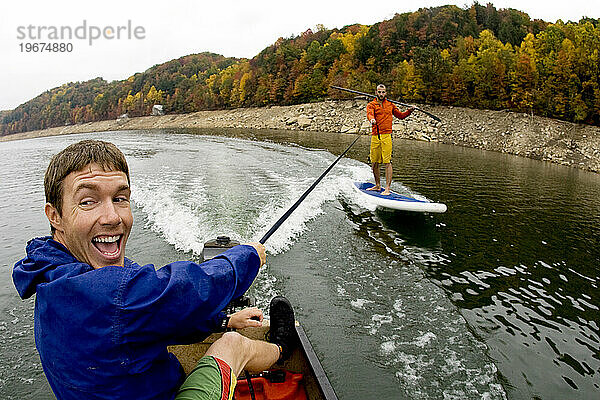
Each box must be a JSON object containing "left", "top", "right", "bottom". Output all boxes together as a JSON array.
[
  {"left": 127, "top": 133, "right": 506, "bottom": 399},
  {"left": 130, "top": 135, "right": 378, "bottom": 255}
]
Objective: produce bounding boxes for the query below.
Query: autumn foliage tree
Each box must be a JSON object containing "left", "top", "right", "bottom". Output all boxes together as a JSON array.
[{"left": 2, "top": 4, "right": 599, "bottom": 136}]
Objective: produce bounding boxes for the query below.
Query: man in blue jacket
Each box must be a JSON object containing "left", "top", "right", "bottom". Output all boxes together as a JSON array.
[{"left": 13, "top": 139, "right": 296, "bottom": 400}]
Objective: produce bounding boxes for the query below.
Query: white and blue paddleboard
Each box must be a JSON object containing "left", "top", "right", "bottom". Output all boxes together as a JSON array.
[{"left": 353, "top": 182, "right": 447, "bottom": 213}]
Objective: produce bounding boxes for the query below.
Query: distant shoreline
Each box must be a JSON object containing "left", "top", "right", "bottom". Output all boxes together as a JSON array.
[{"left": 2, "top": 100, "right": 599, "bottom": 173}]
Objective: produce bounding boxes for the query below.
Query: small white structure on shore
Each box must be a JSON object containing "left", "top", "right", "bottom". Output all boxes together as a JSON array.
[
  {"left": 117, "top": 113, "right": 129, "bottom": 122},
  {"left": 152, "top": 105, "right": 164, "bottom": 116}
]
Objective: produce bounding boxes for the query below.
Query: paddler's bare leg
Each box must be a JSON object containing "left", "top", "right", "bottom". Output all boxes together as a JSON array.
[
  {"left": 382, "top": 162, "right": 392, "bottom": 195},
  {"left": 177, "top": 298, "right": 298, "bottom": 399},
  {"left": 368, "top": 162, "right": 381, "bottom": 191},
  {"left": 204, "top": 332, "right": 280, "bottom": 376}
]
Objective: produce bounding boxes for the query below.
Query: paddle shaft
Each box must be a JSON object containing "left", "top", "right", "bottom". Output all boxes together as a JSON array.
[
  {"left": 259, "top": 134, "right": 362, "bottom": 244},
  {"left": 330, "top": 86, "right": 441, "bottom": 122}
]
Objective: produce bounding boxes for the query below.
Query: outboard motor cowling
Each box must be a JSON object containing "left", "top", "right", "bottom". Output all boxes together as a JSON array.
[{"left": 201, "top": 236, "right": 240, "bottom": 261}]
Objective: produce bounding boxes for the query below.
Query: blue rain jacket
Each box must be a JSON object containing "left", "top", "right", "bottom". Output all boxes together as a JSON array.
[{"left": 13, "top": 236, "right": 261, "bottom": 400}]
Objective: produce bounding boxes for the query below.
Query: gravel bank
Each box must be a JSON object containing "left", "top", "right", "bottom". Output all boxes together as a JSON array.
[{"left": 2, "top": 100, "right": 599, "bottom": 173}]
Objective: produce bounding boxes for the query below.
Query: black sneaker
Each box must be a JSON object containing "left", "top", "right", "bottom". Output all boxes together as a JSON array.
[{"left": 268, "top": 296, "right": 298, "bottom": 362}]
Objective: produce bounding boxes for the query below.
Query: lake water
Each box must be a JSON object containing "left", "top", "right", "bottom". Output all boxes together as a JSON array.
[{"left": 0, "top": 128, "right": 598, "bottom": 399}]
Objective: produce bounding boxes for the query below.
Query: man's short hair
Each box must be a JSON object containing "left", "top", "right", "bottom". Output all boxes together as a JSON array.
[{"left": 44, "top": 139, "right": 130, "bottom": 218}]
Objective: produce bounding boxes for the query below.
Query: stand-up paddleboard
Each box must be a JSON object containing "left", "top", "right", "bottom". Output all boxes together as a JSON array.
[{"left": 353, "top": 182, "right": 447, "bottom": 213}]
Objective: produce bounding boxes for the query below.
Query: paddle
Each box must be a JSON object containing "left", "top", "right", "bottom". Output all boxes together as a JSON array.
[
  {"left": 330, "top": 85, "right": 442, "bottom": 122},
  {"left": 259, "top": 134, "right": 362, "bottom": 244}
]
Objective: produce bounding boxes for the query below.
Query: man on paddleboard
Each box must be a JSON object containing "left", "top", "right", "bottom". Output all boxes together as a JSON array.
[
  {"left": 367, "top": 84, "right": 413, "bottom": 195},
  {"left": 13, "top": 139, "right": 298, "bottom": 400}
]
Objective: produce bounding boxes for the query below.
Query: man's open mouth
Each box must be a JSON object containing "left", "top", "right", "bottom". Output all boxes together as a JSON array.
[{"left": 92, "top": 235, "right": 122, "bottom": 258}]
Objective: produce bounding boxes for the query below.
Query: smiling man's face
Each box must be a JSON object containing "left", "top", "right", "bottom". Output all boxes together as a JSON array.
[
  {"left": 45, "top": 163, "right": 132, "bottom": 269},
  {"left": 376, "top": 86, "right": 386, "bottom": 101}
]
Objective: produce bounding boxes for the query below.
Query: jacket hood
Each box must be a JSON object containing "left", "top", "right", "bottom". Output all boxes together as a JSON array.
[{"left": 13, "top": 236, "right": 92, "bottom": 299}]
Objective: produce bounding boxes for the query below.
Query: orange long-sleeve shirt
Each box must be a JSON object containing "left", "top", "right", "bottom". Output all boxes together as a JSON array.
[{"left": 366, "top": 98, "right": 412, "bottom": 135}]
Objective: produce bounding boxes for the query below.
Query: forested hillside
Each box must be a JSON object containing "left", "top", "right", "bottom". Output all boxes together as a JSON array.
[{"left": 2, "top": 3, "right": 599, "bottom": 135}]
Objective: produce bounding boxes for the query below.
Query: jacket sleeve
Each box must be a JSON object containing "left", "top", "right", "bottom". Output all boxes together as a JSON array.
[
  {"left": 118, "top": 244, "right": 260, "bottom": 345},
  {"left": 392, "top": 104, "right": 412, "bottom": 119},
  {"left": 366, "top": 102, "right": 375, "bottom": 121}
]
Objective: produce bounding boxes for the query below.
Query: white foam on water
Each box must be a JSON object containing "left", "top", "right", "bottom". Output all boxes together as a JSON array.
[
  {"left": 131, "top": 137, "right": 359, "bottom": 255},
  {"left": 393, "top": 298, "right": 403, "bottom": 311},
  {"left": 394, "top": 352, "right": 429, "bottom": 398},
  {"left": 350, "top": 298, "right": 372, "bottom": 309},
  {"left": 384, "top": 295, "right": 505, "bottom": 400},
  {"left": 414, "top": 332, "right": 437, "bottom": 348},
  {"left": 123, "top": 135, "right": 391, "bottom": 275},
  {"left": 381, "top": 340, "right": 397, "bottom": 355},
  {"left": 132, "top": 184, "right": 206, "bottom": 255},
  {"left": 252, "top": 155, "right": 380, "bottom": 254},
  {"left": 254, "top": 174, "right": 339, "bottom": 254},
  {"left": 367, "top": 313, "right": 394, "bottom": 335},
  {"left": 129, "top": 134, "right": 436, "bottom": 260},
  {"left": 248, "top": 270, "right": 278, "bottom": 312},
  {"left": 331, "top": 245, "right": 507, "bottom": 400}
]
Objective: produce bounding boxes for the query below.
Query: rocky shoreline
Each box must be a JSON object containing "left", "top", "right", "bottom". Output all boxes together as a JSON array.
[{"left": 2, "top": 99, "right": 599, "bottom": 173}]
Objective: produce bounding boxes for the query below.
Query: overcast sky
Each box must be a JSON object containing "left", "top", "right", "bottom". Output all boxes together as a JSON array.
[{"left": 1, "top": 0, "right": 598, "bottom": 111}]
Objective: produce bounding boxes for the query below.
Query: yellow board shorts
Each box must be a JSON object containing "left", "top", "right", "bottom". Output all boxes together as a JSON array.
[
  {"left": 176, "top": 356, "right": 237, "bottom": 400},
  {"left": 369, "top": 133, "right": 392, "bottom": 164}
]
